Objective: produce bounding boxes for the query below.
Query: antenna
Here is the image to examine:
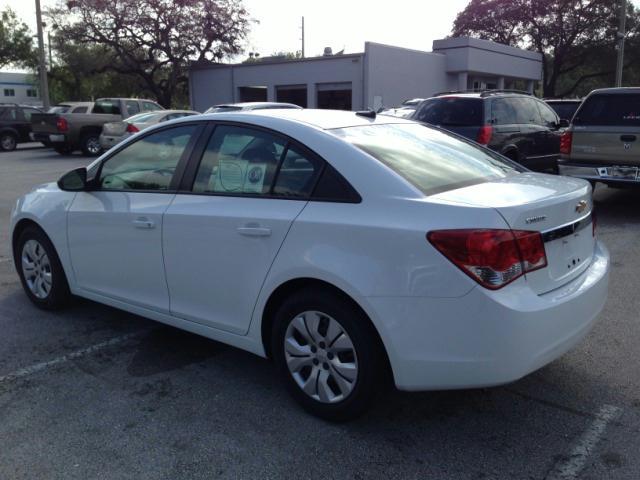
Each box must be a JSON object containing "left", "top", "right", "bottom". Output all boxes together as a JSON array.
[{"left": 300, "top": 16, "right": 305, "bottom": 58}]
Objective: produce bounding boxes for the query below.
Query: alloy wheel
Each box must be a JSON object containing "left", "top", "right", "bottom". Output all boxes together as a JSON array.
[
  {"left": 21, "top": 239, "right": 52, "bottom": 299},
  {"left": 284, "top": 311, "right": 358, "bottom": 403},
  {"left": 1, "top": 134, "right": 16, "bottom": 151},
  {"left": 86, "top": 137, "right": 102, "bottom": 155}
]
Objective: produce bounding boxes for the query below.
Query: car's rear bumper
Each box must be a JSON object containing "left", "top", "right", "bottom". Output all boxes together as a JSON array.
[
  {"left": 366, "top": 241, "right": 609, "bottom": 391},
  {"left": 99, "top": 133, "right": 127, "bottom": 150},
  {"left": 559, "top": 162, "right": 640, "bottom": 184}
]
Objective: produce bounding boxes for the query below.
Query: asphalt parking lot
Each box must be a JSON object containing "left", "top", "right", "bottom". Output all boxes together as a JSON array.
[{"left": 1, "top": 144, "right": 639, "bottom": 480}]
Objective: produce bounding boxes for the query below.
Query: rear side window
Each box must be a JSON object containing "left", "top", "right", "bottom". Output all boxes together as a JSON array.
[
  {"left": 575, "top": 94, "right": 640, "bottom": 126},
  {"left": 413, "top": 98, "right": 483, "bottom": 126},
  {"left": 93, "top": 100, "right": 121, "bottom": 115},
  {"left": 511, "top": 98, "right": 542, "bottom": 125},
  {"left": 490, "top": 98, "right": 518, "bottom": 125},
  {"left": 71, "top": 106, "right": 88, "bottom": 114},
  {"left": 333, "top": 123, "right": 521, "bottom": 196},
  {"left": 125, "top": 101, "right": 140, "bottom": 117},
  {"left": 0, "top": 107, "right": 17, "bottom": 120}
]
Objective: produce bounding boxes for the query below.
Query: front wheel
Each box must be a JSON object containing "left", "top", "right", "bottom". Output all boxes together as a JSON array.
[
  {"left": 272, "top": 288, "right": 387, "bottom": 421},
  {"left": 15, "top": 226, "right": 71, "bottom": 310},
  {"left": 0, "top": 132, "right": 17, "bottom": 151}
]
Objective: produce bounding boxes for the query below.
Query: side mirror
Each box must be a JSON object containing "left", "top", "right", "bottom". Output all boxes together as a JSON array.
[
  {"left": 57, "top": 167, "right": 88, "bottom": 191},
  {"left": 558, "top": 119, "right": 570, "bottom": 128}
]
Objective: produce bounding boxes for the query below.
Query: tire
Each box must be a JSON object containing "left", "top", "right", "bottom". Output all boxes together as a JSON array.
[
  {"left": 0, "top": 132, "right": 17, "bottom": 151},
  {"left": 80, "top": 133, "right": 102, "bottom": 156},
  {"left": 271, "top": 288, "right": 387, "bottom": 421},
  {"left": 14, "top": 225, "right": 71, "bottom": 310}
]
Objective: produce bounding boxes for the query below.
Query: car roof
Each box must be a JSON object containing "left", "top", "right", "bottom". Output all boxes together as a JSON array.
[
  {"left": 212, "top": 102, "right": 302, "bottom": 110},
  {"left": 544, "top": 98, "right": 582, "bottom": 103},
  {"left": 587, "top": 87, "right": 640, "bottom": 95},
  {"left": 196, "top": 108, "right": 415, "bottom": 130}
]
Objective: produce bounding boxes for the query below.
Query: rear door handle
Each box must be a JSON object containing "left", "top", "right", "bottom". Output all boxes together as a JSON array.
[
  {"left": 132, "top": 217, "right": 155, "bottom": 229},
  {"left": 621, "top": 135, "right": 636, "bottom": 142},
  {"left": 237, "top": 226, "right": 272, "bottom": 237}
]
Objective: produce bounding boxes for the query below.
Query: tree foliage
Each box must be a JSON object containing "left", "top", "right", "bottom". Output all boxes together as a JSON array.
[
  {"left": 452, "top": 0, "right": 640, "bottom": 97},
  {"left": 47, "top": 0, "right": 251, "bottom": 107},
  {"left": 0, "top": 8, "right": 37, "bottom": 69}
]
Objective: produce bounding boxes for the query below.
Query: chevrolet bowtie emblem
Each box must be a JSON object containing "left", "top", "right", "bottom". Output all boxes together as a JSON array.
[{"left": 575, "top": 200, "right": 588, "bottom": 213}]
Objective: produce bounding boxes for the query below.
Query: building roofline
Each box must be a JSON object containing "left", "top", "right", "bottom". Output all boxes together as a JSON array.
[{"left": 190, "top": 52, "right": 365, "bottom": 71}]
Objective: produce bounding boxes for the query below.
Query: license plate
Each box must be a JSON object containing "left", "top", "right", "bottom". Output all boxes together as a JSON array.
[{"left": 604, "top": 166, "right": 639, "bottom": 180}]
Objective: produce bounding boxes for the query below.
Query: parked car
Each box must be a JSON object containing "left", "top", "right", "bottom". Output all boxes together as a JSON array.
[
  {"left": 0, "top": 103, "right": 43, "bottom": 151},
  {"left": 545, "top": 98, "right": 582, "bottom": 122},
  {"left": 558, "top": 87, "right": 640, "bottom": 187},
  {"left": 100, "top": 109, "right": 199, "bottom": 150},
  {"left": 379, "top": 98, "right": 426, "bottom": 118},
  {"left": 47, "top": 102, "right": 94, "bottom": 115},
  {"left": 204, "top": 102, "right": 302, "bottom": 113},
  {"left": 411, "top": 91, "right": 568, "bottom": 172},
  {"left": 10, "top": 109, "right": 608, "bottom": 420},
  {"left": 31, "top": 98, "right": 164, "bottom": 156}
]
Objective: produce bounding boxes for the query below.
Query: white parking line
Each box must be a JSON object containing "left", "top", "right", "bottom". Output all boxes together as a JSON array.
[
  {"left": 545, "top": 404, "right": 622, "bottom": 480},
  {"left": 0, "top": 332, "right": 142, "bottom": 385}
]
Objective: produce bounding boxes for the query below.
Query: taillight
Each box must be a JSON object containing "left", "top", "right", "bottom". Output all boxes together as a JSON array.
[
  {"left": 126, "top": 123, "right": 139, "bottom": 133},
  {"left": 560, "top": 131, "right": 572, "bottom": 154},
  {"left": 476, "top": 125, "right": 493, "bottom": 145},
  {"left": 427, "top": 229, "right": 547, "bottom": 290},
  {"left": 56, "top": 117, "right": 68, "bottom": 133}
]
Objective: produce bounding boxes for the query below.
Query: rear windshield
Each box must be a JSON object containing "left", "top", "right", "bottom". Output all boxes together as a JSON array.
[
  {"left": 93, "top": 100, "right": 122, "bottom": 115},
  {"left": 48, "top": 105, "right": 71, "bottom": 114},
  {"left": 412, "top": 97, "right": 483, "bottom": 127},
  {"left": 333, "top": 123, "right": 521, "bottom": 196},
  {"left": 205, "top": 105, "right": 243, "bottom": 113},
  {"left": 575, "top": 94, "right": 640, "bottom": 126}
]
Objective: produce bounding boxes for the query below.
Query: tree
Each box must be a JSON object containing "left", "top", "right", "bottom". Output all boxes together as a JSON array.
[
  {"left": 47, "top": 0, "right": 251, "bottom": 107},
  {"left": 452, "top": 0, "right": 640, "bottom": 97},
  {"left": 0, "top": 8, "right": 36, "bottom": 69}
]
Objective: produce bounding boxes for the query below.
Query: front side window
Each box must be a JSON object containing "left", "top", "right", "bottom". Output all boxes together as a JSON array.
[
  {"left": 99, "top": 125, "right": 197, "bottom": 191},
  {"left": 333, "top": 123, "right": 521, "bottom": 196},
  {"left": 536, "top": 101, "right": 559, "bottom": 126},
  {"left": 193, "top": 125, "right": 286, "bottom": 195}
]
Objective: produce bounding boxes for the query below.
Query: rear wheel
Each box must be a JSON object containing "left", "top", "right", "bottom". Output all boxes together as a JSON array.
[
  {"left": 15, "top": 226, "right": 71, "bottom": 310},
  {"left": 80, "top": 133, "right": 102, "bottom": 156},
  {"left": 272, "top": 288, "right": 386, "bottom": 421},
  {"left": 0, "top": 132, "right": 17, "bottom": 151}
]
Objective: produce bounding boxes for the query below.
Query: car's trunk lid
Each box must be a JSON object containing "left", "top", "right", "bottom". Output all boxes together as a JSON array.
[
  {"left": 429, "top": 172, "right": 595, "bottom": 294},
  {"left": 102, "top": 121, "right": 128, "bottom": 136}
]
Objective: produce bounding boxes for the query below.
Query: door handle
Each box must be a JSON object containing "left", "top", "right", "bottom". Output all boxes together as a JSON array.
[
  {"left": 621, "top": 135, "right": 636, "bottom": 142},
  {"left": 132, "top": 217, "right": 155, "bottom": 229},
  {"left": 237, "top": 226, "right": 272, "bottom": 237}
]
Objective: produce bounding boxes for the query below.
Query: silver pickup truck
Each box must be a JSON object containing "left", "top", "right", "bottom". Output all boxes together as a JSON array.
[
  {"left": 558, "top": 87, "right": 640, "bottom": 187},
  {"left": 31, "top": 98, "right": 163, "bottom": 156}
]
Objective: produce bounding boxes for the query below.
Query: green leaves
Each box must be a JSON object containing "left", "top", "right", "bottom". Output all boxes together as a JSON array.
[{"left": 0, "top": 8, "right": 37, "bottom": 69}]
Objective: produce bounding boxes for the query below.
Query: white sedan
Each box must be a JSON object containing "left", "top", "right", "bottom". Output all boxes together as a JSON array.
[{"left": 10, "top": 109, "right": 609, "bottom": 420}]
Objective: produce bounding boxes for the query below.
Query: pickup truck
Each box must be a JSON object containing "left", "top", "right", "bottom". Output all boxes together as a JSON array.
[
  {"left": 31, "top": 98, "right": 164, "bottom": 155},
  {"left": 0, "top": 103, "right": 43, "bottom": 151}
]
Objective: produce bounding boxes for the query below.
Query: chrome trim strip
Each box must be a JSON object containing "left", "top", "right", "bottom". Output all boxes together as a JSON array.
[{"left": 541, "top": 211, "right": 592, "bottom": 243}]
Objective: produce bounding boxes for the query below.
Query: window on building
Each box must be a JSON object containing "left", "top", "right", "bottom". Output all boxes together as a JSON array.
[
  {"left": 317, "top": 82, "right": 352, "bottom": 110},
  {"left": 26, "top": 89, "right": 38, "bottom": 98},
  {"left": 276, "top": 85, "right": 307, "bottom": 107},
  {"left": 3, "top": 89, "right": 15, "bottom": 97}
]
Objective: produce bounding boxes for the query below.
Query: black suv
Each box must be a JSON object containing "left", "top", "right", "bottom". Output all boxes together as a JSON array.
[
  {"left": 0, "top": 104, "right": 43, "bottom": 151},
  {"left": 411, "top": 91, "right": 567, "bottom": 171}
]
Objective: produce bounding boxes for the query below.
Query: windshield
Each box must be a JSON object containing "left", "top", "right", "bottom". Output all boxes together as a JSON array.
[
  {"left": 413, "top": 97, "right": 483, "bottom": 126},
  {"left": 332, "top": 123, "right": 521, "bottom": 196},
  {"left": 128, "top": 112, "right": 159, "bottom": 123}
]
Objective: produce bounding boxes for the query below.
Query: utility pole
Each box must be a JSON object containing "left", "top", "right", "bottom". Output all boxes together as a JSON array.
[
  {"left": 615, "top": 0, "right": 627, "bottom": 87},
  {"left": 301, "top": 16, "right": 305, "bottom": 58},
  {"left": 35, "top": 0, "right": 50, "bottom": 109}
]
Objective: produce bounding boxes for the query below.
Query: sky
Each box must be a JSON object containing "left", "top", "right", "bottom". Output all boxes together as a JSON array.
[
  {"left": 3, "top": 0, "right": 640, "bottom": 68},
  {"left": 2, "top": 0, "right": 471, "bottom": 65}
]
